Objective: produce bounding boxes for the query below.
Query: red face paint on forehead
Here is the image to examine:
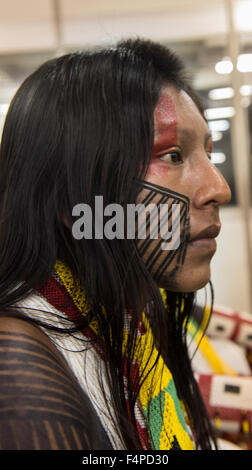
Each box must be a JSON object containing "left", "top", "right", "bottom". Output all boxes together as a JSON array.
[{"left": 153, "top": 93, "right": 177, "bottom": 155}]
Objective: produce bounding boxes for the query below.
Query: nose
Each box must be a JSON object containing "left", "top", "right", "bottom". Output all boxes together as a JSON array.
[{"left": 193, "top": 159, "right": 231, "bottom": 209}]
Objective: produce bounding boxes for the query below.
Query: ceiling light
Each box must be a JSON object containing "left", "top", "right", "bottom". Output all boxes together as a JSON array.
[
  {"left": 208, "top": 120, "right": 230, "bottom": 132},
  {"left": 240, "top": 84, "right": 252, "bottom": 96},
  {"left": 215, "top": 54, "right": 252, "bottom": 75},
  {"left": 211, "top": 131, "right": 223, "bottom": 142},
  {"left": 237, "top": 54, "right": 252, "bottom": 72},
  {"left": 205, "top": 107, "right": 235, "bottom": 120},
  {"left": 208, "top": 87, "right": 234, "bottom": 100},
  {"left": 215, "top": 58, "right": 233, "bottom": 75},
  {"left": 209, "top": 85, "right": 252, "bottom": 100},
  {"left": 211, "top": 153, "right": 226, "bottom": 165},
  {"left": 241, "top": 96, "right": 251, "bottom": 108},
  {"left": 234, "top": 1, "right": 252, "bottom": 32}
]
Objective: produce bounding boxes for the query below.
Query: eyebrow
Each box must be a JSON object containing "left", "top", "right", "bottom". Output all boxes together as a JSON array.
[{"left": 178, "top": 128, "right": 212, "bottom": 145}]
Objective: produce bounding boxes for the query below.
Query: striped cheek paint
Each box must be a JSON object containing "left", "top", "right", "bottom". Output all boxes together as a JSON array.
[{"left": 135, "top": 180, "right": 190, "bottom": 282}]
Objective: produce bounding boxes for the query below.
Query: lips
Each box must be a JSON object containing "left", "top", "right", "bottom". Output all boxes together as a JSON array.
[{"left": 189, "top": 224, "right": 221, "bottom": 242}]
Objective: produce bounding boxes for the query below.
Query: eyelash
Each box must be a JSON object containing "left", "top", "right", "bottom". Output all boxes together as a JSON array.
[
  {"left": 159, "top": 149, "right": 213, "bottom": 165},
  {"left": 159, "top": 151, "right": 183, "bottom": 165}
]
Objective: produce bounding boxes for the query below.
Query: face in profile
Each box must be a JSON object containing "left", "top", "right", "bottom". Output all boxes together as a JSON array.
[{"left": 137, "top": 85, "right": 231, "bottom": 292}]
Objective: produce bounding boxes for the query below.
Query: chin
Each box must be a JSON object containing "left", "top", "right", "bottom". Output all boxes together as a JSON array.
[{"left": 158, "top": 265, "right": 211, "bottom": 293}]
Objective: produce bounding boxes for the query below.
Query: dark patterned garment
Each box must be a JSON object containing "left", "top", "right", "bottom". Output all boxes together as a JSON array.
[{"left": 0, "top": 318, "right": 112, "bottom": 450}]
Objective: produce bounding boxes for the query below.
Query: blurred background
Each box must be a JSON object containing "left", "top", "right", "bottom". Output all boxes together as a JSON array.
[{"left": 0, "top": 0, "right": 251, "bottom": 313}]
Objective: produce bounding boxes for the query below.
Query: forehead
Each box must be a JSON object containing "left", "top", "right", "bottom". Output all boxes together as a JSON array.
[{"left": 154, "top": 86, "right": 209, "bottom": 137}]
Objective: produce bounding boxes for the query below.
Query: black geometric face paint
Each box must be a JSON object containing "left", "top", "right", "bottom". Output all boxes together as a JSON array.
[{"left": 135, "top": 180, "right": 190, "bottom": 282}]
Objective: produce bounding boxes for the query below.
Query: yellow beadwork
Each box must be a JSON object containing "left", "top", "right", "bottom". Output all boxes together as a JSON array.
[
  {"left": 54, "top": 259, "right": 195, "bottom": 450},
  {"left": 160, "top": 389, "right": 194, "bottom": 450},
  {"left": 54, "top": 260, "right": 91, "bottom": 314}
]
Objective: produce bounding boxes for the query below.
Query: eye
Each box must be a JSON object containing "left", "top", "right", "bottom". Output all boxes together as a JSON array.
[
  {"left": 159, "top": 151, "right": 183, "bottom": 165},
  {"left": 206, "top": 150, "right": 212, "bottom": 161},
  {"left": 206, "top": 139, "right": 213, "bottom": 161}
]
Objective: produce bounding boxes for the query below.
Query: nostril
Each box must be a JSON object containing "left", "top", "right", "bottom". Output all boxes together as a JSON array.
[{"left": 205, "top": 200, "right": 220, "bottom": 207}]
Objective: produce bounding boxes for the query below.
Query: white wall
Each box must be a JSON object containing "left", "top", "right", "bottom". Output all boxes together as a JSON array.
[
  {"left": 0, "top": 0, "right": 229, "bottom": 53},
  {"left": 210, "top": 206, "right": 251, "bottom": 313},
  {"left": 0, "top": 0, "right": 251, "bottom": 55}
]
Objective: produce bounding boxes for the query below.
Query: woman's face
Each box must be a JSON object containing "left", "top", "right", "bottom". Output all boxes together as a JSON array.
[{"left": 138, "top": 85, "right": 231, "bottom": 292}]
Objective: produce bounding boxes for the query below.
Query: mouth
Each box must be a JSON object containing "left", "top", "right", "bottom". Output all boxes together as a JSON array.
[{"left": 188, "top": 224, "right": 221, "bottom": 251}]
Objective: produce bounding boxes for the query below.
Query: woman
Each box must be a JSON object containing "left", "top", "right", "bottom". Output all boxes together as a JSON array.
[{"left": 0, "top": 38, "right": 231, "bottom": 450}]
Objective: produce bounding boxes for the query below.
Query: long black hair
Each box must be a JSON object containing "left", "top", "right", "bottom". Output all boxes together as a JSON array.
[{"left": 0, "top": 38, "right": 217, "bottom": 449}]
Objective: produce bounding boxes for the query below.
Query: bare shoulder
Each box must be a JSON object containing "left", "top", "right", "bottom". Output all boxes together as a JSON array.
[
  {"left": 0, "top": 314, "right": 112, "bottom": 450},
  {"left": 0, "top": 314, "right": 66, "bottom": 362},
  {"left": 0, "top": 313, "right": 55, "bottom": 344}
]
